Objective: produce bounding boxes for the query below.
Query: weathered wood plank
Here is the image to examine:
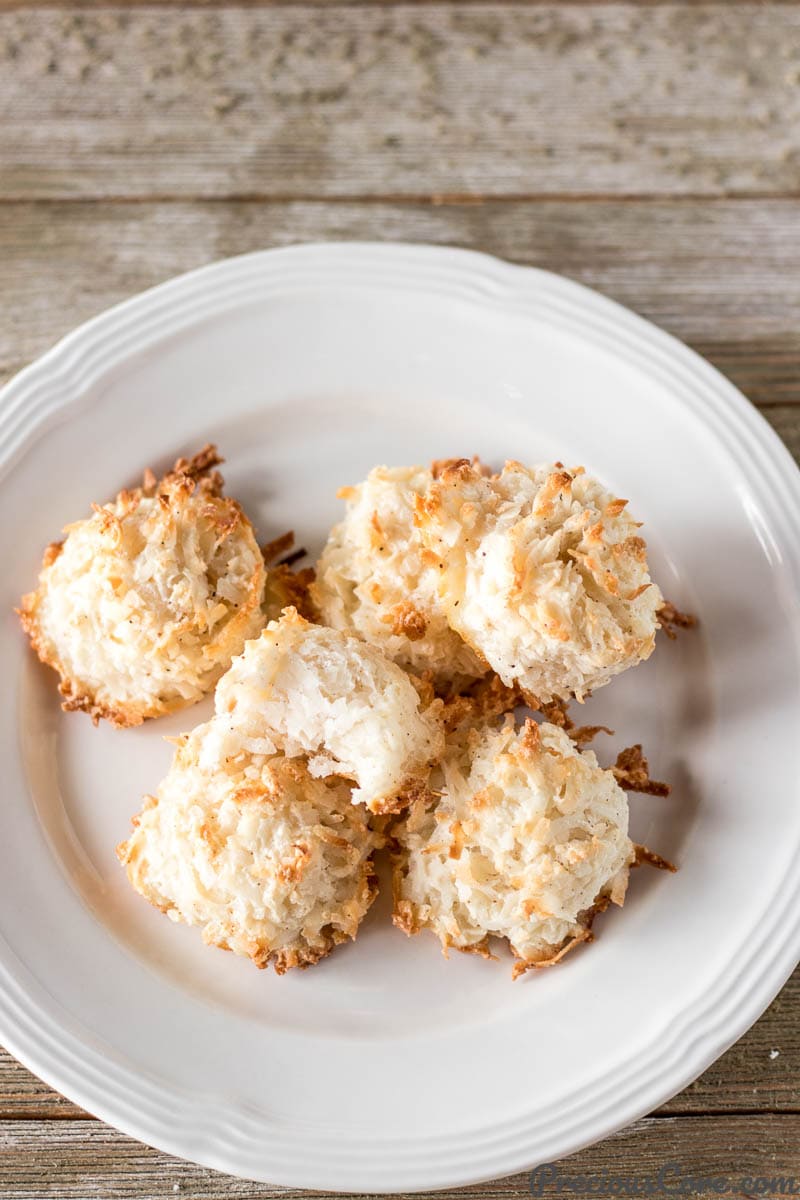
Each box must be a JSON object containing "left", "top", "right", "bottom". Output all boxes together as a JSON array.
[
  {"left": 0, "top": 1115, "right": 798, "bottom": 1198},
  {"left": 762, "top": 405, "right": 800, "bottom": 464},
  {"left": 1, "top": 6, "right": 799, "bottom": 200},
  {"left": 660, "top": 961, "right": 800, "bottom": 1113},
  {"left": 0, "top": 1050, "right": 84, "bottom": 1120},
  {"left": 1, "top": 198, "right": 798, "bottom": 404}
]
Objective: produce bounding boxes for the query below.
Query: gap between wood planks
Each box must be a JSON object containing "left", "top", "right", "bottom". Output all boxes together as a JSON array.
[
  {"left": 3, "top": 193, "right": 800, "bottom": 206},
  {"left": 3, "top": 0, "right": 798, "bottom": 8}
]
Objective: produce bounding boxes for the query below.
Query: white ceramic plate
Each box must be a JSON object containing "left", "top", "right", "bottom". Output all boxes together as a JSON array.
[{"left": 1, "top": 243, "right": 799, "bottom": 1193}]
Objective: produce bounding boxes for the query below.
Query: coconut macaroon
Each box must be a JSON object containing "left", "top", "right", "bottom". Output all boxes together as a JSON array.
[
  {"left": 18, "top": 446, "right": 268, "bottom": 727},
  {"left": 393, "top": 716, "right": 633, "bottom": 976},
  {"left": 118, "top": 737, "right": 379, "bottom": 973},
  {"left": 417, "top": 459, "right": 663, "bottom": 701},
  {"left": 213, "top": 608, "right": 445, "bottom": 814},
  {"left": 313, "top": 465, "right": 486, "bottom": 689}
]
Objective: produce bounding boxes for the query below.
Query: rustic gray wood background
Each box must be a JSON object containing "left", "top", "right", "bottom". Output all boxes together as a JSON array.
[{"left": 1, "top": 2, "right": 799, "bottom": 1196}]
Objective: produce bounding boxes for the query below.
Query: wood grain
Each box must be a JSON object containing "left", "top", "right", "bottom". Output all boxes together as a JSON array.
[
  {"left": 0, "top": 1050, "right": 83, "bottom": 1120},
  {"left": 1, "top": 6, "right": 799, "bottom": 201},
  {"left": 764, "top": 404, "right": 800, "bottom": 458},
  {"left": 0, "top": 1115, "right": 798, "bottom": 1197},
  {"left": 1, "top": 198, "right": 799, "bottom": 405}
]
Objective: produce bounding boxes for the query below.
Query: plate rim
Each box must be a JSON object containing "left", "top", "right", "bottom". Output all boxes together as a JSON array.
[{"left": 2, "top": 241, "right": 799, "bottom": 1192}]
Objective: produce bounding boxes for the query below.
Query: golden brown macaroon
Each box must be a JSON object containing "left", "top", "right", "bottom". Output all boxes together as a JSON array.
[
  {"left": 213, "top": 608, "right": 445, "bottom": 814},
  {"left": 19, "top": 446, "right": 266, "bottom": 726},
  {"left": 312, "top": 465, "right": 487, "bottom": 691},
  {"left": 118, "top": 737, "right": 379, "bottom": 973},
  {"left": 392, "top": 716, "right": 633, "bottom": 976},
  {"left": 417, "top": 459, "right": 664, "bottom": 702}
]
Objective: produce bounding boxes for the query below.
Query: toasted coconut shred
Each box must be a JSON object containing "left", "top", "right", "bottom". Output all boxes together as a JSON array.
[
  {"left": 612, "top": 744, "right": 671, "bottom": 797},
  {"left": 392, "top": 715, "right": 634, "bottom": 975},
  {"left": 18, "top": 446, "right": 267, "bottom": 726},
  {"left": 264, "top": 563, "right": 318, "bottom": 623},
  {"left": 657, "top": 600, "right": 698, "bottom": 640},
  {"left": 533, "top": 694, "right": 614, "bottom": 748},
  {"left": 441, "top": 672, "right": 523, "bottom": 733}
]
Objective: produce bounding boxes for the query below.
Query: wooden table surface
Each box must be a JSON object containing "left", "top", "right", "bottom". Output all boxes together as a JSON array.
[{"left": 1, "top": 2, "right": 799, "bottom": 1196}]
